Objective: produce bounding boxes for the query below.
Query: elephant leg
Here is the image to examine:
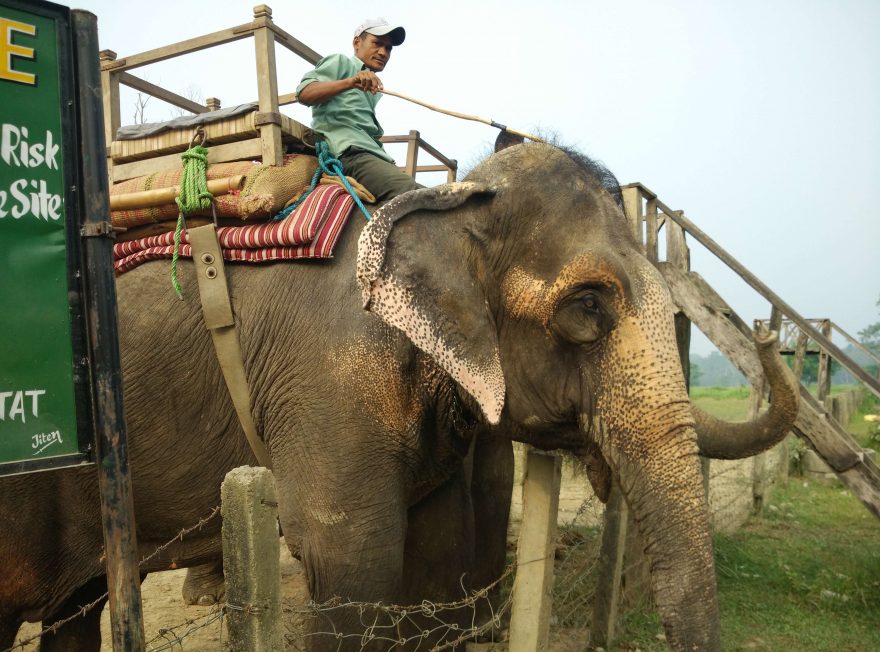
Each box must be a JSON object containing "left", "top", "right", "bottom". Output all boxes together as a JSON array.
[
  {"left": 182, "top": 561, "right": 225, "bottom": 606},
  {"left": 402, "top": 466, "right": 476, "bottom": 646},
  {"left": 39, "top": 576, "right": 107, "bottom": 652},
  {"left": 469, "top": 432, "right": 514, "bottom": 639},
  {"left": 280, "top": 479, "right": 409, "bottom": 652},
  {"left": 0, "top": 609, "right": 22, "bottom": 651}
]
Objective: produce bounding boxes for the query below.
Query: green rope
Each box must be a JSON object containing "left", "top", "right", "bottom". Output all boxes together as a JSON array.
[{"left": 170, "top": 145, "right": 213, "bottom": 298}]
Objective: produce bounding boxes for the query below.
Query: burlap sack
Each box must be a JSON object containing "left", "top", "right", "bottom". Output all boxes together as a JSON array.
[{"left": 110, "top": 154, "right": 319, "bottom": 229}]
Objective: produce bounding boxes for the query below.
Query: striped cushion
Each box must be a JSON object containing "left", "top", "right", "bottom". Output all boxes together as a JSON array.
[{"left": 114, "top": 184, "right": 355, "bottom": 274}]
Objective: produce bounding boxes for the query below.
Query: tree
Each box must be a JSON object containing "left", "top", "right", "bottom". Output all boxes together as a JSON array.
[
  {"left": 857, "top": 296, "right": 880, "bottom": 378},
  {"left": 689, "top": 362, "right": 703, "bottom": 387},
  {"left": 133, "top": 92, "right": 151, "bottom": 124},
  {"left": 858, "top": 295, "right": 880, "bottom": 357}
]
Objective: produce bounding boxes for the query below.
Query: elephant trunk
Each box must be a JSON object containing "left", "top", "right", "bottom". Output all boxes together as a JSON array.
[
  {"left": 693, "top": 327, "right": 800, "bottom": 460},
  {"left": 592, "top": 410, "right": 721, "bottom": 651},
  {"left": 589, "top": 306, "right": 722, "bottom": 649}
]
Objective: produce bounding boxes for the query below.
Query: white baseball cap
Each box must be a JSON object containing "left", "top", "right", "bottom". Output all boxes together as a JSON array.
[{"left": 354, "top": 18, "right": 406, "bottom": 46}]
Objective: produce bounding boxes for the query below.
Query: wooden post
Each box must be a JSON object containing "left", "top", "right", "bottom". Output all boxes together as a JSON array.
[
  {"left": 590, "top": 483, "right": 627, "bottom": 648},
  {"left": 98, "top": 49, "right": 120, "bottom": 178},
  {"left": 750, "top": 308, "right": 779, "bottom": 512},
  {"left": 817, "top": 319, "right": 832, "bottom": 401},
  {"left": 75, "top": 13, "right": 145, "bottom": 651},
  {"left": 221, "top": 466, "right": 283, "bottom": 651},
  {"left": 665, "top": 214, "right": 690, "bottom": 271},
  {"left": 622, "top": 186, "right": 643, "bottom": 248},
  {"left": 509, "top": 449, "right": 562, "bottom": 652},
  {"left": 645, "top": 197, "right": 659, "bottom": 263},
  {"left": 405, "top": 130, "right": 420, "bottom": 178},
  {"left": 447, "top": 159, "right": 457, "bottom": 183},
  {"left": 253, "top": 5, "right": 283, "bottom": 166},
  {"left": 792, "top": 331, "right": 809, "bottom": 384}
]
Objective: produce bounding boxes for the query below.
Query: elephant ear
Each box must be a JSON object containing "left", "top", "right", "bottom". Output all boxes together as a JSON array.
[{"left": 356, "top": 182, "right": 505, "bottom": 424}]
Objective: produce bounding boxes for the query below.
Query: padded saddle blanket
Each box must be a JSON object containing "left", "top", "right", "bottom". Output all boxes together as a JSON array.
[{"left": 113, "top": 184, "right": 354, "bottom": 274}]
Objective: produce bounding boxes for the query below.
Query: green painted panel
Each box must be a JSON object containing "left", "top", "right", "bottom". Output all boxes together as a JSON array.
[{"left": 0, "top": 2, "right": 81, "bottom": 464}]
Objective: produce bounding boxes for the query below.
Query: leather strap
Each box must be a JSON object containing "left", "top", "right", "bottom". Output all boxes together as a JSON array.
[{"left": 188, "top": 224, "right": 272, "bottom": 469}]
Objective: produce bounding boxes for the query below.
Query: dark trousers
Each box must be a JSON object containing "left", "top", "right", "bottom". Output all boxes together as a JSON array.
[{"left": 338, "top": 149, "right": 423, "bottom": 203}]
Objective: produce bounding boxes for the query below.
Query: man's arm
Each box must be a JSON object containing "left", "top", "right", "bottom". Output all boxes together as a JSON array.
[{"left": 298, "top": 69, "right": 383, "bottom": 106}]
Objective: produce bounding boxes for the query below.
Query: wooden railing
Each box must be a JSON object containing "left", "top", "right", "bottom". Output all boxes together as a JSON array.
[
  {"left": 620, "top": 182, "right": 880, "bottom": 401},
  {"left": 381, "top": 130, "right": 458, "bottom": 183},
  {"left": 98, "top": 4, "right": 456, "bottom": 184}
]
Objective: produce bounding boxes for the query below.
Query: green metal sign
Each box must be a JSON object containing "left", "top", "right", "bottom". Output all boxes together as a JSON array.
[{"left": 0, "top": 0, "right": 92, "bottom": 474}]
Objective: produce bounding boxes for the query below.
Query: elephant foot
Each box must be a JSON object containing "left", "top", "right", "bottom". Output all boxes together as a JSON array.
[{"left": 182, "top": 561, "right": 226, "bottom": 606}]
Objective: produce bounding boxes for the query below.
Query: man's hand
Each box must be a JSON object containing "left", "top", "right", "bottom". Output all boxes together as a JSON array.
[
  {"left": 297, "top": 72, "right": 384, "bottom": 106},
  {"left": 350, "top": 70, "right": 383, "bottom": 94}
]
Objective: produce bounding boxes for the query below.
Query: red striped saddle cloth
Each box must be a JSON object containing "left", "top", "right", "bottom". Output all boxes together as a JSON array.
[{"left": 113, "top": 184, "right": 355, "bottom": 274}]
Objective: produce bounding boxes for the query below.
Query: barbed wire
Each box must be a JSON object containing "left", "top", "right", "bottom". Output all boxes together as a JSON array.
[
  {"left": 286, "top": 563, "right": 514, "bottom": 651},
  {"left": 4, "top": 506, "right": 221, "bottom": 652},
  {"left": 144, "top": 607, "right": 226, "bottom": 651}
]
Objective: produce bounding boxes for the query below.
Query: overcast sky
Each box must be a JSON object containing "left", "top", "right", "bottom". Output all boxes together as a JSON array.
[{"left": 73, "top": 0, "right": 880, "bottom": 356}]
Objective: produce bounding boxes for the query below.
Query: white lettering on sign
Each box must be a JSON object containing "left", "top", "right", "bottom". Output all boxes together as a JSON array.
[
  {"left": 0, "top": 178, "right": 63, "bottom": 220},
  {"left": 0, "top": 124, "right": 64, "bottom": 222},
  {"left": 0, "top": 17, "right": 37, "bottom": 86},
  {"left": 0, "top": 389, "right": 45, "bottom": 422},
  {"left": 1, "top": 124, "right": 60, "bottom": 170},
  {"left": 32, "top": 430, "right": 63, "bottom": 455}
]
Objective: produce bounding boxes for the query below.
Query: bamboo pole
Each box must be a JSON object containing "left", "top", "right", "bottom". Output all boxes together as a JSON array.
[
  {"left": 381, "top": 89, "right": 546, "bottom": 143},
  {"left": 110, "top": 175, "right": 245, "bottom": 211}
]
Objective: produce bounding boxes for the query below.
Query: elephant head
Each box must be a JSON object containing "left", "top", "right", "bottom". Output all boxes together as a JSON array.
[{"left": 358, "top": 143, "right": 798, "bottom": 651}]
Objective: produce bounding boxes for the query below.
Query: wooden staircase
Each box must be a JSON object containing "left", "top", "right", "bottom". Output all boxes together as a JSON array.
[{"left": 621, "top": 182, "right": 880, "bottom": 517}]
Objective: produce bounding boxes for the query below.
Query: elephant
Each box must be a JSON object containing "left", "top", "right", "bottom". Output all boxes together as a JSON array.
[{"left": 0, "top": 142, "right": 798, "bottom": 652}]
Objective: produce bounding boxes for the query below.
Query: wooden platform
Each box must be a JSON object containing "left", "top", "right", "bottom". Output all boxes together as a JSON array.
[
  {"left": 111, "top": 111, "right": 308, "bottom": 165},
  {"left": 100, "top": 5, "right": 457, "bottom": 186},
  {"left": 108, "top": 110, "right": 310, "bottom": 183}
]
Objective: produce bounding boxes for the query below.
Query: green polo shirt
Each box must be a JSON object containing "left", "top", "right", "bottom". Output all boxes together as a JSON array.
[{"left": 296, "top": 53, "right": 393, "bottom": 163}]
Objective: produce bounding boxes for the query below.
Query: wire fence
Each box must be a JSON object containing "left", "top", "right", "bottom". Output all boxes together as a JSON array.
[
  {"left": 8, "top": 451, "right": 794, "bottom": 651},
  {"left": 5, "top": 506, "right": 221, "bottom": 652}
]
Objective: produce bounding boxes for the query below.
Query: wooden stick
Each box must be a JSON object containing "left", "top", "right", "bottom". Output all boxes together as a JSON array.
[
  {"left": 381, "top": 89, "right": 546, "bottom": 143},
  {"left": 110, "top": 175, "right": 245, "bottom": 211}
]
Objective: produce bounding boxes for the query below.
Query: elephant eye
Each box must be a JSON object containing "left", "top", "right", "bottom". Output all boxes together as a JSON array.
[
  {"left": 582, "top": 294, "right": 600, "bottom": 312},
  {"left": 552, "top": 289, "right": 612, "bottom": 346}
]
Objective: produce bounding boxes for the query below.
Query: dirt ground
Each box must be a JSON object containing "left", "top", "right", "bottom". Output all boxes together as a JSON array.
[
  {"left": 14, "top": 541, "right": 308, "bottom": 652},
  {"left": 14, "top": 536, "right": 589, "bottom": 651},
  {"left": 14, "top": 465, "right": 596, "bottom": 652}
]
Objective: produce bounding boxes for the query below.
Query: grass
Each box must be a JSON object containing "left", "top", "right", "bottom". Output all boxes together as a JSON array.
[
  {"left": 602, "top": 386, "right": 880, "bottom": 651},
  {"left": 689, "top": 385, "right": 751, "bottom": 421},
  {"left": 607, "top": 480, "right": 880, "bottom": 651}
]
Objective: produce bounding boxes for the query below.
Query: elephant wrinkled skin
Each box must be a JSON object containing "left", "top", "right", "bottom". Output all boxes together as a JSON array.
[{"left": 0, "top": 143, "right": 797, "bottom": 651}]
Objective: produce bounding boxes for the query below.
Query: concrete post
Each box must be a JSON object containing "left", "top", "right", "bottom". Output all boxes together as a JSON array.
[
  {"left": 221, "top": 466, "right": 282, "bottom": 651},
  {"left": 590, "top": 483, "right": 628, "bottom": 648},
  {"left": 509, "top": 449, "right": 562, "bottom": 652}
]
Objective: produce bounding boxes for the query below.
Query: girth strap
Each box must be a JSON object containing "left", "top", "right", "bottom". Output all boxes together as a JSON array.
[{"left": 188, "top": 224, "right": 272, "bottom": 469}]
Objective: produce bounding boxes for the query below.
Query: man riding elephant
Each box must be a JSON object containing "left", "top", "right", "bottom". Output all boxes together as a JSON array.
[{"left": 297, "top": 18, "right": 422, "bottom": 202}]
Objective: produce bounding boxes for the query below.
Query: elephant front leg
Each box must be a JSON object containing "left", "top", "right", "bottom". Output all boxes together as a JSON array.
[{"left": 292, "top": 500, "right": 410, "bottom": 652}]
